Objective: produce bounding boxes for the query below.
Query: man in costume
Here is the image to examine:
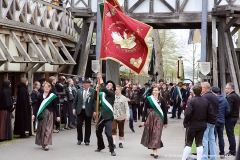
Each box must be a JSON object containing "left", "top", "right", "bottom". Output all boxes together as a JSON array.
[
  {"left": 95, "top": 73, "right": 116, "bottom": 156},
  {"left": 73, "top": 78, "right": 96, "bottom": 145},
  {"left": 171, "top": 82, "right": 186, "bottom": 119},
  {"left": 112, "top": 85, "right": 129, "bottom": 149}
]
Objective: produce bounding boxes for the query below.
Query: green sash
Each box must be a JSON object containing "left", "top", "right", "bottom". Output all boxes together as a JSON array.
[
  {"left": 147, "top": 95, "right": 164, "bottom": 120},
  {"left": 142, "top": 88, "right": 150, "bottom": 98},
  {"left": 176, "top": 87, "right": 183, "bottom": 106},
  {"left": 35, "top": 93, "right": 57, "bottom": 129},
  {"left": 100, "top": 92, "right": 113, "bottom": 116}
]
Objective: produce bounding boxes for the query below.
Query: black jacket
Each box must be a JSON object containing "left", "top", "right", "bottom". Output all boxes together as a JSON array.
[
  {"left": 33, "top": 93, "right": 60, "bottom": 117},
  {"left": 184, "top": 95, "right": 215, "bottom": 129},
  {"left": 142, "top": 97, "right": 168, "bottom": 125},
  {"left": 226, "top": 91, "right": 240, "bottom": 118},
  {"left": 14, "top": 83, "right": 31, "bottom": 135},
  {"left": 202, "top": 91, "right": 219, "bottom": 124},
  {"left": 0, "top": 89, "right": 13, "bottom": 111}
]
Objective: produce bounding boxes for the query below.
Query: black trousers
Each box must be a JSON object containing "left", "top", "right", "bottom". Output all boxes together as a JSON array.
[
  {"left": 132, "top": 104, "right": 139, "bottom": 120},
  {"left": 172, "top": 102, "right": 182, "bottom": 118},
  {"left": 77, "top": 109, "right": 92, "bottom": 143},
  {"left": 56, "top": 102, "right": 67, "bottom": 129},
  {"left": 139, "top": 103, "right": 143, "bottom": 118},
  {"left": 96, "top": 117, "right": 114, "bottom": 152}
]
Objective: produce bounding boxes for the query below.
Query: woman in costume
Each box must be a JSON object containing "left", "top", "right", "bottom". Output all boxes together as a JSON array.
[
  {"left": 32, "top": 82, "right": 60, "bottom": 151},
  {"left": 0, "top": 80, "right": 14, "bottom": 141},
  {"left": 141, "top": 86, "right": 168, "bottom": 159}
]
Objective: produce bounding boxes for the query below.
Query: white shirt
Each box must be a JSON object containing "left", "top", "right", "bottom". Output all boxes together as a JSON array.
[{"left": 82, "top": 88, "right": 89, "bottom": 109}]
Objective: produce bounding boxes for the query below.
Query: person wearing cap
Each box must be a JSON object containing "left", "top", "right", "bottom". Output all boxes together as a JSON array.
[
  {"left": 212, "top": 86, "right": 230, "bottom": 159},
  {"left": 95, "top": 73, "right": 116, "bottom": 156},
  {"left": 72, "top": 78, "right": 96, "bottom": 146}
]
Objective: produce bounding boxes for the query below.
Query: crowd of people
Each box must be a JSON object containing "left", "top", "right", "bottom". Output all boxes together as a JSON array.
[{"left": 0, "top": 75, "right": 239, "bottom": 159}]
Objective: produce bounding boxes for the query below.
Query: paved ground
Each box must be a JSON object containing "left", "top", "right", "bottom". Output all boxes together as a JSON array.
[{"left": 0, "top": 114, "right": 238, "bottom": 160}]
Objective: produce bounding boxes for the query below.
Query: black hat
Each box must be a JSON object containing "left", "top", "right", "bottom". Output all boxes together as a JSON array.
[
  {"left": 83, "top": 78, "right": 91, "bottom": 83},
  {"left": 212, "top": 86, "right": 220, "bottom": 93},
  {"left": 106, "top": 80, "right": 116, "bottom": 91},
  {"left": 38, "top": 78, "right": 46, "bottom": 83}
]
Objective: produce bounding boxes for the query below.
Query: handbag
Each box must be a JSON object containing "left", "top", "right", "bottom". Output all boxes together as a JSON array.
[{"left": 38, "top": 113, "right": 44, "bottom": 121}]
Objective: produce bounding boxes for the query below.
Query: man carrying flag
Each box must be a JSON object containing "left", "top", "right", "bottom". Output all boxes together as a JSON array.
[
  {"left": 95, "top": 73, "right": 116, "bottom": 156},
  {"left": 170, "top": 82, "right": 186, "bottom": 119}
]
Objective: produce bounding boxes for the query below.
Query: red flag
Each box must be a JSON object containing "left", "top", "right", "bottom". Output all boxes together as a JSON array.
[
  {"left": 100, "top": 2, "right": 152, "bottom": 74},
  {"left": 106, "top": 0, "right": 123, "bottom": 12}
]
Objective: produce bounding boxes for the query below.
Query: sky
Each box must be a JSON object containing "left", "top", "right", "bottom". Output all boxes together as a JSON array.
[{"left": 172, "top": 29, "right": 201, "bottom": 80}]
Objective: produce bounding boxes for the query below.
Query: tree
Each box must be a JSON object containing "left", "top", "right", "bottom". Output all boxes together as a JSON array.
[{"left": 153, "top": 29, "right": 179, "bottom": 82}]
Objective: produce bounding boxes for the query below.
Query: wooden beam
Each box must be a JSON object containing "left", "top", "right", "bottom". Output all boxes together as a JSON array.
[
  {"left": 57, "top": 64, "right": 68, "bottom": 73},
  {"left": 0, "top": 35, "right": 14, "bottom": 62},
  {"left": 224, "top": 17, "right": 238, "bottom": 31},
  {"left": 220, "top": 19, "right": 239, "bottom": 94},
  {"left": 46, "top": 37, "right": 65, "bottom": 64},
  {"left": 212, "top": 17, "right": 218, "bottom": 86},
  {"left": 128, "top": 0, "right": 144, "bottom": 13},
  {"left": 218, "top": 24, "right": 226, "bottom": 96},
  {"left": 25, "top": 63, "right": 36, "bottom": 72},
  {"left": 32, "top": 35, "right": 55, "bottom": 64},
  {"left": 175, "top": 0, "right": 180, "bottom": 12},
  {"left": 27, "top": 34, "right": 47, "bottom": 63},
  {"left": 58, "top": 40, "right": 76, "bottom": 65},
  {"left": 0, "top": 18, "right": 75, "bottom": 42},
  {"left": 216, "top": 0, "right": 222, "bottom": 6},
  {"left": 227, "top": 29, "right": 240, "bottom": 89},
  {"left": 68, "top": 19, "right": 88, "bottom": 74},
  {"left": 124, "top": 0, "right": 129, "bottom": 13},
  {"left": 179, "top": 0, "right": 188, "bottom": 12},
  {"left": 77, "top": 20, "right": 94, "bottom": 76},
  {"left": 149, "top": 0, "right": 154, "bottom": 14},
  {"left": 11, "top": 31, "right": 32, "bottom": 62},
  {"left": 160, "top": 0, "right": 175, "bottom": 12},
  {"left": 32, "top": 63, "right": 44, "bottom": 73},
  {"left": 74, "top": 22, "right": 81, "bottom": 34},
  {"left": 231, "top": 26, "right": 240, "bottom": 36}
]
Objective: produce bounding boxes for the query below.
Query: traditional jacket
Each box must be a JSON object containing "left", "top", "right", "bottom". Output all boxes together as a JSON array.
[
  {"left": 113, "top": 94, "right": 130, "bottom": 121},
  {"left": 72, "top": 87, "right": 95, "bottom": 117},
  {"left": 99, "top": 83, "right": 115, "bottom": 120}
]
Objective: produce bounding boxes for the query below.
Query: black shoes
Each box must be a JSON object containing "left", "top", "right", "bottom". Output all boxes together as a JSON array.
[
  {"left": 150, "top": 154, "right": 158, "bottom": 159},
  {"left": 178, "top": 117, "right": 181, "bottom": 119},
  {"left": 77, "top": 141, "right": 82, "bottom": 145},
  {"left": 85, "top": 142, "right": 89, "bottom": 146},
  {"left": 170, "top": 116, "right": 175, "bottom": 119},
  {"left": 95, "top": 148, "right": 104, "bottom": 152},
  {"left": 119, "top": 143, "right": 123, "bottom": 148},
  {"left": 225, "top": 152, "right": 236, "bottom": 156},
  {"left": 130, "top": 128, "right": 135, "bottom": 133},
  {"left": 111, "top": 151, "right": 116, "bottom": 156}
]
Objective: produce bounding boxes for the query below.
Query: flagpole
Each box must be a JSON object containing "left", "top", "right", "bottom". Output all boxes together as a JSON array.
[{"left": 95, "top": 0, "right": 104, "bottom": 124}]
